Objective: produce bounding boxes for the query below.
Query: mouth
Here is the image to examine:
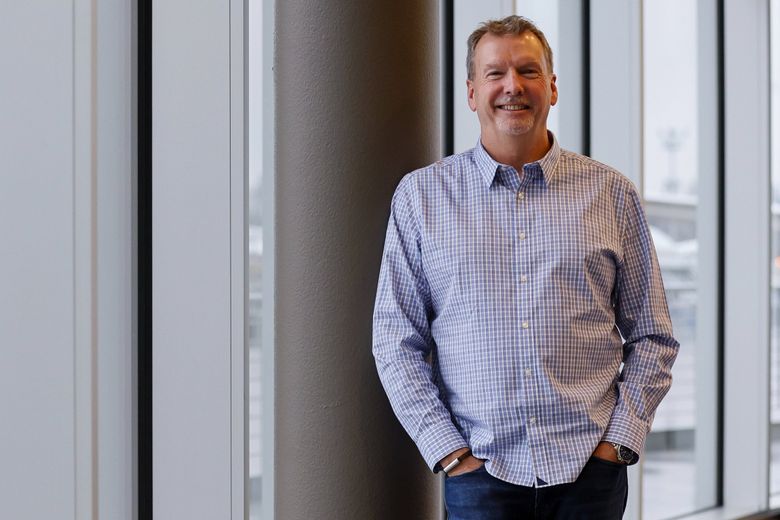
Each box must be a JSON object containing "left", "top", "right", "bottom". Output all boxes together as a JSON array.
[{"left": 497, "top": 103, "right": 530, "bottom": 112}]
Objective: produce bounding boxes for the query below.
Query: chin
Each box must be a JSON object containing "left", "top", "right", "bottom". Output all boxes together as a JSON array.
[
  {"left": 498, "top": 122, "right": 534, "bottom": 136},
  {"left": 494, "top": 114, "right": 535, "bottom": 136}
]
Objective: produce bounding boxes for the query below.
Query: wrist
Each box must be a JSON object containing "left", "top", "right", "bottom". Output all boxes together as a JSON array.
[
  {"left": 610, "top": 442, "right": 639, "bottom": 465},
  {"left": 437, "top": 448, "right": 472, "bottom": 474},
  {"left": 596, "top": 441, "right": 638, "bottom": 465},
  {"left": 594, "top": 441, "right": 620, "bottom": 462}
]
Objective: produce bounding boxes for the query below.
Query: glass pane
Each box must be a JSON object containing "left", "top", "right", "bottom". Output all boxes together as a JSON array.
[
  {"left": 641, "top": 0, "right": 718, "bottom": 517},
  {"left": 248, "top": 0, "right": 266, "bottom": 517},
  {"left": 770, "top": 0, "right": 780, "bottom": 508}
]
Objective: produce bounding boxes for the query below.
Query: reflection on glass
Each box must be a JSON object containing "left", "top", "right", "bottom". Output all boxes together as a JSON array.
[
  {"left": 641, "top": 0, "right": 718, "bottom": 518},
  {"left": 770, "top": 0, "right": 780, "bottom": 509},
  {"left": 249, "top": 0, "right": 264, "bottom": 517}
]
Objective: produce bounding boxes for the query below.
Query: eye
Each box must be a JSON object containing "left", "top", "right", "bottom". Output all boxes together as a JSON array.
[
  {"left": 486, "top": 70, "right": 502, "bottom": 79},
  {"left": 521, "top": 69, "right": 541, "bottom": 79}
]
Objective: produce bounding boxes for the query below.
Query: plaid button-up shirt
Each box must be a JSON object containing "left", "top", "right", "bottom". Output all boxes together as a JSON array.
[{"left": 372, "top": 135, "right": 679, "bottom": 487}]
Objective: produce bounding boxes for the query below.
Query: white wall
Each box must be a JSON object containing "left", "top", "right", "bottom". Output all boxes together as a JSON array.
[
  {"left": 152, "top": 0, "right": 245, "bottom": 518},
  {"left": 1, "top": 3, "right": 79, "bottom": 515},
  {"left": 0, "top": 1, "right": 135, "bottom": 518}
]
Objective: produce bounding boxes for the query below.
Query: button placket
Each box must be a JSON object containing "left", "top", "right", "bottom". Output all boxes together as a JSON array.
[{"left": 517, "top": 179, "right": 541, "bottom": 455}]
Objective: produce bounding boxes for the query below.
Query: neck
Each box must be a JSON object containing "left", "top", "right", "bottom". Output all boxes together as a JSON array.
[{"left": 482, "top": 130, "right": 552, "bottom": 172}]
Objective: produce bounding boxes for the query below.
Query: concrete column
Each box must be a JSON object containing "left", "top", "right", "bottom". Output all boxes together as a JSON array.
[{"left": 275, "top": 1, "right": 443, "bottom": 517}]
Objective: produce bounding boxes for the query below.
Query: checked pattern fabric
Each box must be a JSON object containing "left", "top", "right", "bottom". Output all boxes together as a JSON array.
[{"left": 372, "top": 135, "right": 679, "bottom": 487}]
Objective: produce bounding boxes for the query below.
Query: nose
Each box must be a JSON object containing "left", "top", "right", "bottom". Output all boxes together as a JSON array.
[{"left": 504, "top": 69, "right": 523, "bottom": 96}]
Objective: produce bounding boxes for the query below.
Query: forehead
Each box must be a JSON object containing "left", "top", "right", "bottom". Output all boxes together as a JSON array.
[{"left": 474, "top": 32, "right": 546, "bottom": 68}]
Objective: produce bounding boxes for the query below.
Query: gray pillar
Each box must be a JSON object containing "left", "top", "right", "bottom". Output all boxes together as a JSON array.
[{"left": 275, "top": 1, "right": 443, "bottom": 518}]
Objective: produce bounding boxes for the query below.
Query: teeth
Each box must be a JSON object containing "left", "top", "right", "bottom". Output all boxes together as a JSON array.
[{"left": 501, "top": 104, "right": 527, "bottom": 111}]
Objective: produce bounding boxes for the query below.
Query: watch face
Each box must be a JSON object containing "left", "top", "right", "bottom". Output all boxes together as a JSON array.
[{"left": 618, "top": 445, "right": 637, "bottom": 464}]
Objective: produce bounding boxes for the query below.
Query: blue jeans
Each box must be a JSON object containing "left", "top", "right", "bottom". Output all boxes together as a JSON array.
[{"left": 444, "top": 457, "right": 628, "bottom": 519}]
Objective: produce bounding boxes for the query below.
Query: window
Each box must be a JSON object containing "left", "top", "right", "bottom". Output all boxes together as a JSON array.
[
  {"left": 248, "top": 0, "right": 273, "bottom": 517},
  {"left": 770, "top": 0, "right": 780, "bottom": 508},
  {"left": 639, "top": 1, "right": 720, "bottom": 517},
  {"left": 455, "top": 1, "right": 722, "bottom": 517}
]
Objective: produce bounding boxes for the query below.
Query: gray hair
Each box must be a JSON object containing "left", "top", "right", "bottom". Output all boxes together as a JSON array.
[{"left": 466, "top": 15, "right": 554, "bottom": 80}]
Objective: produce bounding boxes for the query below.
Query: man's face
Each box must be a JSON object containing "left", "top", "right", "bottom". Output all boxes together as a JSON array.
[{"left": 467, "top": 32, "right": 558, "bottom": 143}]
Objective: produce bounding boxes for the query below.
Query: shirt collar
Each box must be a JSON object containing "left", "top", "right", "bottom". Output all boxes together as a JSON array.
[{"left": 473, "top": 131, "right": 562, "bottom": 188}]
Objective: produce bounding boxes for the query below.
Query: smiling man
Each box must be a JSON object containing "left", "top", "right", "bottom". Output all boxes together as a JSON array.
[{"left": 373, "top": 16, "right": 679, "bottom": 519}]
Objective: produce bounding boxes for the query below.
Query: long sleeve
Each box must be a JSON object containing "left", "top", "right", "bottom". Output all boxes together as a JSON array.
[
  {"left": 372, "top": 176, "right": 468, "bottom": 471},
  {"left": 602, "top": 186, "right": 680, "bottom": 456}
]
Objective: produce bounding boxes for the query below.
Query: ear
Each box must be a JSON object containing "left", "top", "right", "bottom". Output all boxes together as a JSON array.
[
  {"left": 549, "top": 74, "right": 558, "bottom": 106},
  {"left": 467, "top": 79, "right": 477, "bottom": 112}
]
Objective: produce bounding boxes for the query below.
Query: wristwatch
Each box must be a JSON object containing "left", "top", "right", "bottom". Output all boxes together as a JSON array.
[
  {"left": 610, "top": 443, "right": 639, "bottom": 465},
  {"left": 436, "top": 449, "right": 473, "bottom": 474}
]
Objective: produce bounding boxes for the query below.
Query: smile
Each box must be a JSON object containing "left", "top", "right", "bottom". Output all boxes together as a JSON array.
[{"left": 498, "top": 104, "right": 529, "bottom": 111}]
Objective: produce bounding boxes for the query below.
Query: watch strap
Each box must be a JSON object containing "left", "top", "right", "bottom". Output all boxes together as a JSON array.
[{"left": 442, "top": 449, "right": 473, "bottom": 474}]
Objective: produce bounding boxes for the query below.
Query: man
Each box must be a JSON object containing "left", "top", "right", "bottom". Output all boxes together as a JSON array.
[{"left": 373, "top": 15, "right": 678, "bottom": 519}]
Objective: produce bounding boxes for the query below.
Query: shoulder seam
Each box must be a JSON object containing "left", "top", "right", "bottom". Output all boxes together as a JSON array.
[{"left": 560, "top": 150, "right": 635, "bottom": 189}]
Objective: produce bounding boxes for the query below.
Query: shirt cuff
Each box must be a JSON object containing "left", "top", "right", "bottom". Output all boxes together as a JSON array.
[
  {"left": 416, "top": 421, "right": 469, "bottom": 472},
  {"left": 601, "top": 413, "right": 649, "bottom": 459}
]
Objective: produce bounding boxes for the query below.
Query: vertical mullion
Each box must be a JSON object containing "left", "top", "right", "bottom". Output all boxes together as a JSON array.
[
  {"left": 443, "top": 0, "right": 454, "bottom": 157},
  {"left": 688, "top": 0, "right": 723, "bottom": 510},
  {"left": 716, "top": 0, "right": 725, "bottom": 507},
  {"left": 723, "top": 0, "right": 771, "bottom": 512},
  {"left": 137, "top": 0, "right": 152, "bottom": 516},
  {"left": 582, "top": 0, "right": 590, "bottom": 157},
  {"left": 230, "top": 0, "right": 246, "bottom": 517}
]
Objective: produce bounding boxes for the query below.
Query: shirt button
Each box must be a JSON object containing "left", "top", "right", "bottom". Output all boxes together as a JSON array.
[
  {"left": 525, "top": 368, "right": 533, "bottom": 377},
  {"left": 520, "top": 274, "right": 528, "bottom": 283},
  {"left": 519, "top": 232, "right": 526, "bottom": 240},
  {"left": 517, "top": 192, "right": 525, "bottom": 200},
  {"left": 522, "top": 321, "right": 529, "bottom": 329},
  {"left": 529, "top": 417, "right": 537, "bottom": 425}
]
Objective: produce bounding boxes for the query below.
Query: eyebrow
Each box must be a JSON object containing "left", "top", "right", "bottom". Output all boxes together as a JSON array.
[{"left": 481, "top": 60, "right": 543, "bottom": 71}]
